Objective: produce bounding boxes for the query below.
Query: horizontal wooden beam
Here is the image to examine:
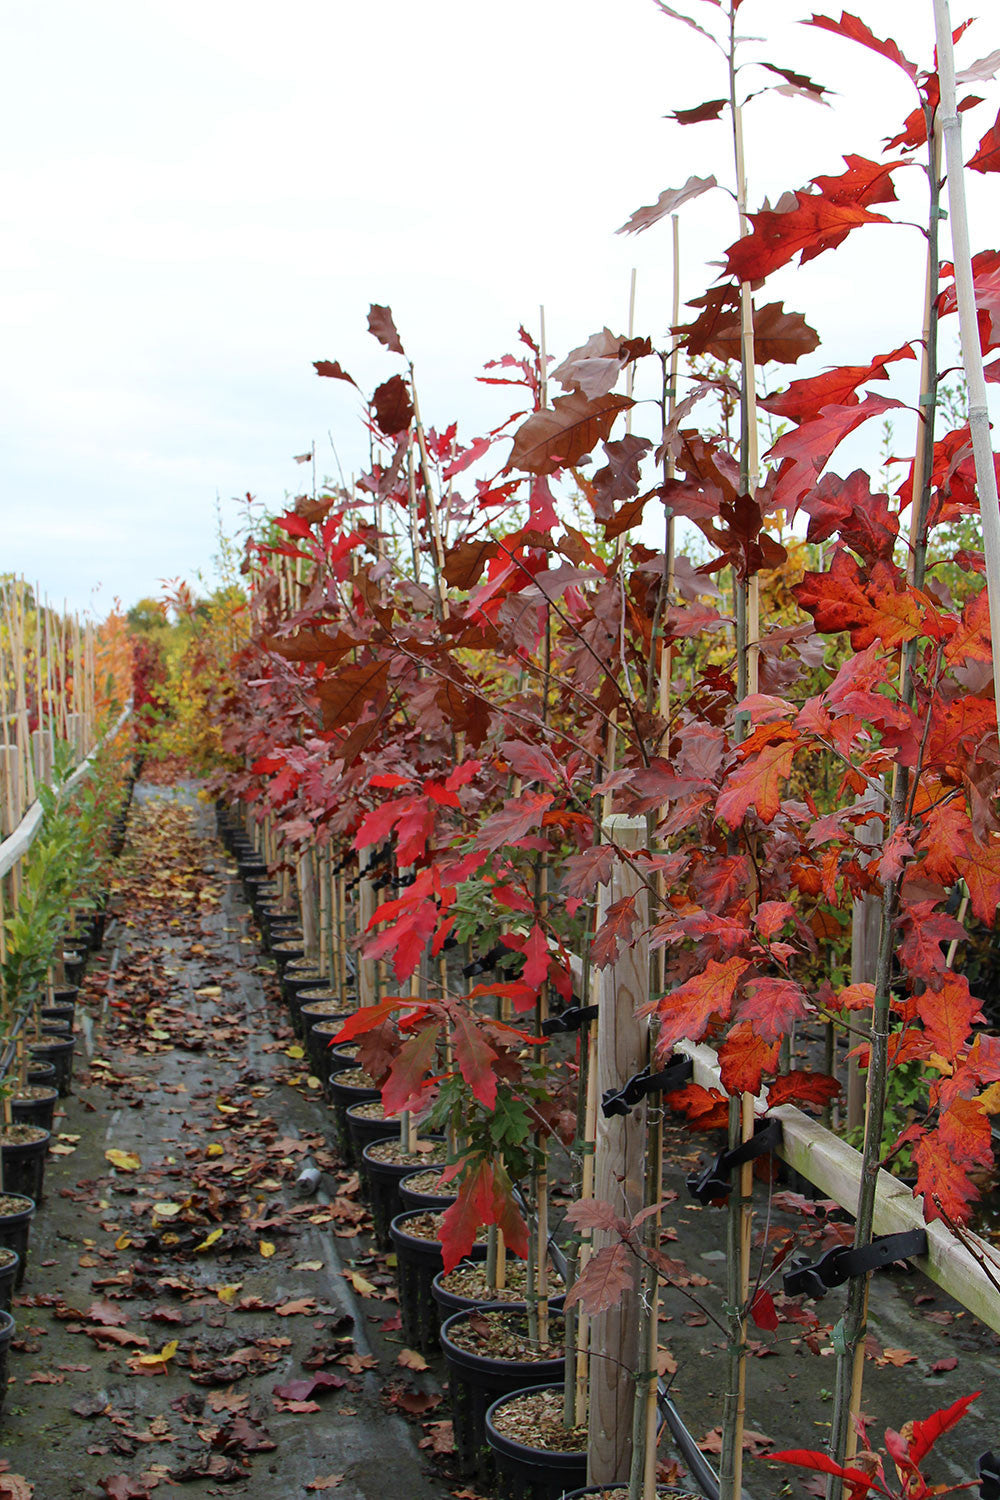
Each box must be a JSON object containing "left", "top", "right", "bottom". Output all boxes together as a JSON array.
[
  {"left": 0, "top": 703, "right": 132, "bottom": 879},
  {"left": 676, "top": 1040, "right": 1000, "bottom": 1336}
]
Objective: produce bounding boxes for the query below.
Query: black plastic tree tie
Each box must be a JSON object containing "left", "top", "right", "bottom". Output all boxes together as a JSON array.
[
  {"left": 462, "top": 943, "right": 508, "bottom": 978},
  {"left": 979, "top": 1453, "right": 1000, "bottom": 1500},
  {"left": 541, "top": 1004, "right": 599, "bottom": 1038},
  {"left": 602, "top": 1055, "right": 694, "bottom": 1117},
  {"left": 782, "top": 1228, "right": 928, "bottom": 1300},
  {"left": 686, "top": 1117, "right": 783, "bottom": 1204}
]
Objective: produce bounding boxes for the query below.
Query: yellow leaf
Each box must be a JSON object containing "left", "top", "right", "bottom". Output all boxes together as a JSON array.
[
  {"left": 259, "top": 1240, "right": 276, "bottom": 1258},
  {"left": 196, "top": 986, "right": 222, "bottom": 998},
  {"left": 305, "top": 1075, "right": 321, "bottom": 1090},
  {"left": 397, "top": 1347, "right": 428, "bottom": 1371},
  {"left": 49, "top": 1143, "right": 76, "bottom": 1156},
  {"left": 980, "top": 1080, "right": 1000, "bottom": 1114},
  {"left": 115, "top": 1233, "right": 132, "bottom": 1250},
  {"left": 149, "top": 1029, "right": 171, "bottom": 1042},
  {"left": 138, "top": 1339, "right": 179, "bottom": 1367},
  {"left": 152, "top": 1202, "right": 182, "bottom": 1218},
  {"left": 206, "top": 1143, "right": 224, "bottom": 1158},
  {"left": 105, "top": 1149, "right": 141, "bottom": 1172},
  {"left": 293, "top": 1260, "right": 324, "bottom": 1272},
  {"left": 195, "top": 1228, "right": 224, "bottom": 1252},
  {"left": 215, "top": 1283, "right": 242, "bottom": 1304},
  {"left": 285, "top": 1045, "right": 305, "bottom": 1060},
  {"left": 343, "top": 1269, "right": 377, "bottom": 1297},
  {"left": 216, "top": 1102, "right": 238, "bottom": 1115}
]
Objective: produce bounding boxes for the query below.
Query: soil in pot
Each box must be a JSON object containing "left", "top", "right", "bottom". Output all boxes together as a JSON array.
[
  {"left": 433, "top": 1260, "right": 564, "bottom": 1318},
  {"left": 360, "top": 1134, "right": 446, "bottom": 1247},
  {"left": 26, "top": 1061, "right": 56, "bottom": 1088},
  {"left": 485, "top": 1384, "right": 587, "bottom": 1500},
  {"left": 0, "top": 1248, "right": 18, "bottom": 1313},
  {"left": 441, "top": 1310, "right": 565, "bottom": 1481},
  {"left": 562, "top": 1489, "right": 702, "bottom": 1499},
  {"left": 0, "top": 1194, "right": 35, "bottom": 1287},
  {"left": 11, "top": 1086, "right": 59, "bottom": 1133},
  {"left": 389, "top": 1209, "right": 488, "bottom": 1354},
  {"left": 399, "top": 1166, "right": 455, "bottom": 1212},
  {"left": 0, "top": 1126, "right": 50, "bottom": 1203}
]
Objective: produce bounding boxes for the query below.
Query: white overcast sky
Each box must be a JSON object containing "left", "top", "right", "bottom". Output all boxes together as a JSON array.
[{"left": 2, "top": 0, "right": 999, "bottom": 616}]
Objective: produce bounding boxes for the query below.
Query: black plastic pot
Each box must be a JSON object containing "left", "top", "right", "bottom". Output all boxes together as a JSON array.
[
  {"left": 485, "top": 1384, "right": 587, "bottom": 1500},
  {"left": 389, "top": 1209, "right": 488, "bottom": 1354},
  {"left": 41, "top": 1005, "right": 75, "bottom": 1031},
  {"left": 26, "top": 1060, "right": 56, "bottom": 1088},
  {"left": 441, "top": 1310, "right": 565, "bottom": 1480},
  {"left": 359, "top": 1134, "right": 445, "bottom": 1247},
  {"left": 50, "top": 986, "right": 78, "bottom": 1009},
  {"left": 0, "top": 1195, "right": 35, "bottom": 1286},
  {"left": 271, "top": 939, "right": 306, "bottom": 975},
  {"left": 326, "top": 1064, "right": 379, "bottom": 1162},
  {"left": 399, "top": 1167, "right": 455, "bottom": 1212},
  {"left": 292, "top": 984, "right": 346, "bottom": 1037},
  {"left": 0, "top": 1309, "right": 15, "bottom": 1408},
  {"left": 562, "top": 1488, "right": 696, "bottom": 1499},
  {"left": 308, "top": 1018, "right": 357, "bottom": 1088},
  {"left": 0, "top": 1128, "right": 50, "bottom": 1204},
  {"left": 62, "top": 949, "right": 87, "bottom": 987},
  {"left": 28, "top": 1036, "right": 75, "bottom": 1096},
  {"left": 0, "top": 1250, "right": 19, "bottom": 1313},
  {"left": 11, "top": 1086, "right": 58, "bottom": 1133}
]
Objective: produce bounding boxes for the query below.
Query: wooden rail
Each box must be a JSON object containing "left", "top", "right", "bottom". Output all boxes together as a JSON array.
[{"left": 0, "top": 703, "right": 132, "bottom": 880}]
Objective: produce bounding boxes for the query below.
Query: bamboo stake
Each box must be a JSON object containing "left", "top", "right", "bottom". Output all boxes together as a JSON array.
[{"left": 932, "top": 0, "right": 1000, "bottom": 742}]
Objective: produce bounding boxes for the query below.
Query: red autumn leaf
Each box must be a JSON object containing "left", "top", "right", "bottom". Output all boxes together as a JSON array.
[
  {"left": 315, "top": 660, "right": 389, "bottom": 731},
  {"left": 719, "top": 1023, "right": 781, "bottom": 1095},
  {"left": 794, "top": 552, "right": 931, "bottom": 651},
  {"left": 563, "top": 844, "right": 617, "bottom": 898},
  {"left": 766, "top": 1071, "right": 841, "bottom": 1110},
  {"left": 768, "top": 1449, "right": 886, "bottom": 1500},
  {"left": 507, "top": 390, "right": 634, "bottom": 475},
  {"left": 521, "top": 923, "right": 550, "bottom": 990},
  {"left": 760, "top": 346, "right": 914, "bottom": 423},
  {"left": 616, "top": 174, "right": 717, "bottom": 235},
  {"left": 473, "top": 792, "right": 554, "bottom": 854},
  {"left": 907, "top": 1391, "right": 981, "bottom": 1465},
  {"left": 769, "top": 394, "right": 903, "bottom": 516},
  {"left": 381, "top": 1023, "right": 441, "bottom": 1116},
  {"left": 99, "top": 1480, "right": 154, "bottom": 1500},
  {"left": 716, "top": 731, "right": 798, "bottom": 826},
  {"left": 666, "top": 1083, "right": 730, "bottom": 1130},
  {"left": 564, "top": 1197, "right": 631, "bottom": 1236},
  {"left": 451, "top": 1008, "right": 499, "bottom": 1109},
  {"left": 500, "top": 740, "right": 561, "bottom": 785},
  {"left": 443, "top": 538, "right": 500, "bottom": 590},
  {"left": 367, "top": 303, "right": 405, "bottom": 355},
  {"left": 440, "top": 1157, "right": 527, "bottom": 1274},
  {"left": 330, "top": 999, "right": 423, "bottom": 1047},
  {"left": 272, "top": 1371, "right": 347, "bottom": 1401},
  {"left": 801, "top": 469, "right": 900, "bottom": 563},
  {"left": 656, "top": 956, "right": 751, "bottom": 1050},
  {"left": 953, "top": 835, "right": 1000, "bottom": 926},
  {"left": 968, "top": 107, "right": 1000, "bottom": 174},
  {"left": 668, "top": 99, "right": 728, "bottom": 125},
  {"left": 754, "top": 901, "right": 796, "bottom": 942},
  {"left": 804, "top": 12, "right": 917, "bottom": 80},
  {"left": 740, "top": 977, "right": 810, "bottom": 1043},
  {"left": 562, "top": 1242, "right": 633, "bottom": 1314},
  {"left": 916, "top": 973, "right": 983, "bottom": 1061},
  {"left": 834, "top": 982, "right": 875, "bottom": 1011},
  {"left": 86, "top": 1299, "right": 129, "bottom": 1327},
  {"left": 915, "top": 1099, "right": 993, "bottom": 1224},
  {"left": 353, "top": 796, "right": 409, "bottom": 852},
  {"left": 750, "top": 1289, "right": 779, "bottom": 1333},
  {"left": 275, "top": 512, "right": 315, "bottom": 540},
  {"left": 371, "top": 375, "right": 413, "bottom": 436},
  {"left": 314, "top": 358, "right": 358, "bottom": 386},
  {"left": 726, "top": 196, "right": 891, "bottom": 282},
  {"left": 590, "top": 894, "right": 639, "bottom": 969}
]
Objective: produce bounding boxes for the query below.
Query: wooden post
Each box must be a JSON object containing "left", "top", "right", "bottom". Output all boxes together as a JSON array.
[
  {"left": 848, "top": 794, "right": 882, "bottom": 1130},
  {"left": 589, "top": 815, "right": 649, "bottom": 1486},
  {"left": 357, "top": 861, "right": 377, "bottom": 1009}
]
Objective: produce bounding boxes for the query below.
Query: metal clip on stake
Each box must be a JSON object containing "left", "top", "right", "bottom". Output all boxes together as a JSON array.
[
  {"left": 979, "top": 1453, "right": 1000, "bottom": 1500},
  {"left": 602, "top": 1055, "right": 694, "bottom": 1117},
  {"left": 686, "top": 1118, "right": 783, "bottom": 1204},
  {"left": 782, "top": 1229, "right": 928, "bottom": 1300},
  {"left": 541, "top": 1003, "right": 599, "bottom": 1038},
  {"left": 462, "top": 943, "right": 508, "bottom": 978}
]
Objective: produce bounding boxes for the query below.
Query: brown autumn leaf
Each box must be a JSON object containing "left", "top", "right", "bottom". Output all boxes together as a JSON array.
[
  {"left": 274, "top": 1297, "right": 317, "bottom": 1317},
  {"left": 877, "top": 1347, "right": 918, "bottom": 1367},
  {"left": 86, "top": 1299, "right": 129, "bottom": 1327},
  {"left": 367, "top": 303, "right": 405, "bottom": 355},
  {"left": 507, "top": 390, "right": 634, "bottom": 476},
  {"left": 616, "top": 174, "right": 717, "bottom": 234},
  {"left": 391, "top": 1388, "right": 442, "bottom": 1416},
  {"left": 314, "top": 360, "right": 358, "bottom": 387},
  {"left": 0, "top": 1476, "right": 34, "bottom": 1500},
  {"left": 371, "top": 375, "right": 413, "bottom": 436},
  {"left": 396, "top": 1347, "right": 429, "bottom": 1371},
  {"left": 306, "top": 1478, "right": 345, "bottom": 1493}
]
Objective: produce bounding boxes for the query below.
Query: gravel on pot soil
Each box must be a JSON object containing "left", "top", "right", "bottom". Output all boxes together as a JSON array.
[
  {"left": 438, "top": 1261, "right": 562, "bottom": 1301},
  {"left": 0, "top": 1126, "right": 47, "bottom": 1145},
  {"left": 448, "top": 1309, "right": 564, "bottom": 1361},
  {"left": 402, "top": 1210, "right": 487, "bottom": 1243},
  {"left": 403, "top": 1168, "right": 449, "bottom": 1194},
  {"left": 366, "top": 1138, "right": 444, "bottom": 1163},
  {"left": 331, "top": 1066, "right": 377, "bottom": 1088},
  {"left": 0, "top": 1196, "right": 31, "bottom": 1216},
  {"left": 491, "top": 1385, "right": 586, "bottom": 1451}
]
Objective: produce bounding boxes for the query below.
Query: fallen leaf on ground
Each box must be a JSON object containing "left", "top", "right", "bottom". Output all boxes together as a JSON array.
[
  {"left": 258, "top": 1240, "right": 276, "bottom": 1258},
  {"left": 396, "top": 1348, "right": 428, "bottom": 1371},
  {"left": 306, "top": 1478, "right": 345, "bottom": 1492},
  {"left": 0, "top": 1476, "right": 34, "bottom": 1499},
  {"left": 136, "top": 1339, "right": 179, "bottom": 1370},
  {"left": 342, "top": 1269, "right": 376, "bottom": 1296},
  {"left": 105, "top": 1150, "right": 141, "bottom": 1173},
  {"left": 877, "top": 1347, "right": 917, "bottom": 1367},
  {"left": 275, "top": 1297, "right": 316, "bottom": 1317},
  {"left": 272, "top": 1372, "right": 347, "bottom": 1402}
]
